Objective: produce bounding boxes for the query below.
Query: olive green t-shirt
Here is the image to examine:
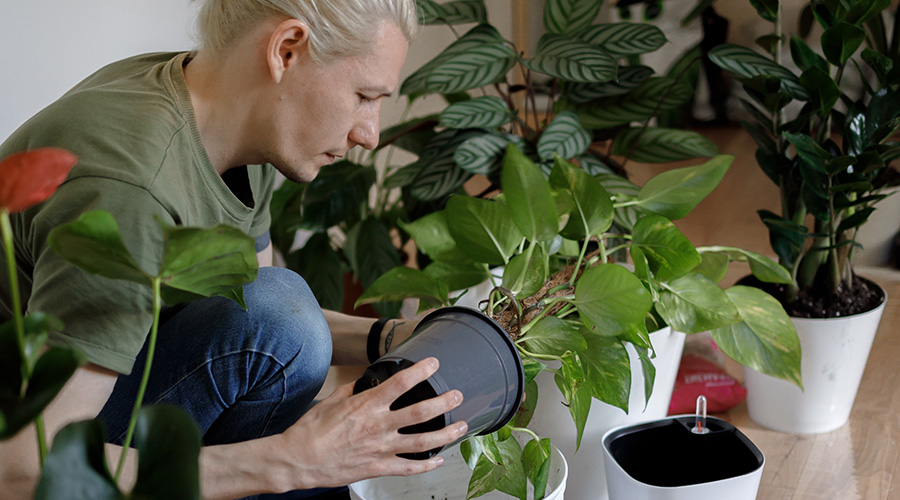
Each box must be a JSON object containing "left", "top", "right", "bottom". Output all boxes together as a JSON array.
[{"left": 0, "top": 52, "right": 276, "bottom": 374}]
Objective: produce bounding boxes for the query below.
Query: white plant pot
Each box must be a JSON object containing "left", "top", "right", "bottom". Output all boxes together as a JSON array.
[
  {"left": 348, "top": 442, "right": 568, "bottom": 500},
  {"left": 743, "top": 284, "right": 887, "bottom": 434},
  {"left": 527, "top": 327, "right": 686, "bottom": 500}
]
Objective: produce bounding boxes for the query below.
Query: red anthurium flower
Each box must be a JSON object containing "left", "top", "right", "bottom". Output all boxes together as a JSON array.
[{"left": 0, "top": 148, "right": 78, "bottom": 213}]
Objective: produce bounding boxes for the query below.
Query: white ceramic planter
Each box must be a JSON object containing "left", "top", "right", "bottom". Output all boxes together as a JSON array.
[
  {"left": 743, "top": 284, "right": 888, "bottom": 434},
  {"left": 348, "top": 442, "right": 568, "bottom": 500},
  {"left": 527, "top": 327, "right": 686, "bottom": 500}
]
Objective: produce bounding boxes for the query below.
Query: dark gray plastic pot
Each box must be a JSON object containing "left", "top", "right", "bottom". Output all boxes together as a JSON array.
[
  {"left": 602, "top": 415, "right": 765, "bottom": 500},
  {"left": 353, "top": 306, "right": 524, "bottom": 460}
]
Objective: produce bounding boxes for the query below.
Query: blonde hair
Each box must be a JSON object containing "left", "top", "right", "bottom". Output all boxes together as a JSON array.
[{"left": 195, "top": 0, "right": 419, "bottom": 63}]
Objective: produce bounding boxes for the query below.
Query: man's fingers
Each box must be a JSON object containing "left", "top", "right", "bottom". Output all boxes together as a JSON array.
[
  {"left": 392, "top": 389, "right": 463, "bottom": 427},
  {"left": 396, "top": 420, "right": 468, "bottom": 456},
  {"left": 373, "top": 357, "right": 440, "bottom": 401}
]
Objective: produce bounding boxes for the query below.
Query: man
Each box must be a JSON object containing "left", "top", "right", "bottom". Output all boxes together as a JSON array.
[{"left": 0, "top": 1, "right": 466, "bottom": 498}]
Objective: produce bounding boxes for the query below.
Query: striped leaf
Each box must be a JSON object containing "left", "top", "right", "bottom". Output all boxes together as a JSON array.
[
  {"left": 417, "top": 0, "right": 487, "bottom": 25},
  {"left": 454, "top": 132, "right": 527, "bottom": 175},
  {"left": 595, "top": 173, "right": 646, "bottom": 231},
  {"left": 563, "top": 65, "right": 654, "bottom": 103},
  {"left": 383, "top": 164, "right": 420, "bottom": 189},
  {"left": 544, "top": 0, "right": 604, "bottom": 35},
  {"left": 523, "top": 33, "right": 618, "bottom": 83},
  {"left": 612, "top": 128, "right": 719, "bottom": 163},
  {"left": 568, "top": 77, "right": 693, "bottom": 128},
  {"left": 401, "top": 24, "right": 515, "bottom": 96},
  {"left": 576, "top": 23, "right": 667, "bottom": 57},
  {"left": 576, "top": 154, "right": 616, "bottom": 176},
  {"left": 708, "top": 44, "right": 808, "bottom": 101},
  {"left": 537, "top": 111, "right": 591, "bottom": 161},
  {"left": 409, "top": 129, "right": 483, "bottom": 201},
  {"left": 439, "top": 96, "right": 511, "bottom": 129}
]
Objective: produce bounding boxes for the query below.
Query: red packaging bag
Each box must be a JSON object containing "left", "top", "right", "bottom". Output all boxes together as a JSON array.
[{"left": 668, "top": 353, "right": 747, "bottom": 414}]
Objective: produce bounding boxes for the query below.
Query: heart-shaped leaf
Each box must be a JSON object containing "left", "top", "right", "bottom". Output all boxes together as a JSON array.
[
  {"left": 130, "top": 405, "right": 201, "bottom": 499},
  {"left": 445, "top": 195, "right": 523, "bottom": 265},
  {"left": 637, "top": 154, "right": 732, "bottom": 220},
  {"left": 632, "top": 215, "right": 701, "bottom": 281},
  {"left": 521, "top": 316, "right": 586, "bottom": 357},
  {"left": 549, "top": 156, "right": 614, "bottom": 239},
  {"left": 656, "top": 273, "right": 741, "bottom": 333},
  {"left": 502, "top": 144, "right": 559, "bottom": 242},
  {"left": 574, "top": 264, "right": 652, "bottom": 336},
  {"left": 34, "top": 420, "right": 122, "bottom": 499},
  {"left": 356, "top": 266, "right": 449, "bottom": 309}
]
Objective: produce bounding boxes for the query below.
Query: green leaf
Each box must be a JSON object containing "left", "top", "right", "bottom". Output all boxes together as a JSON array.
[
  {"left": 692, "top": 251, "right": 729, "bottom": 283},
  {"left": 512, "top": 379, "right": 538, "bottom": 428},
  {"left": 749, "top": 0, "right": 779, "bottom": 21},
  {"left": 158, "top": 224, "right": 258, "bottom": 307},
  {"left": 284, "top": 233, "right": 344, "bottom": 311},
  {"left": 698, "top": 246, "right": 793, "bottom": 284},
  {"left": 34, "top": 420, "right": 122, "bottom": 500},
  {"left": 399, "top": 212, "right": 464, "bottom": 263},
  {"left": 554, "top": 356, "right": 592, "bottom": 449},
  {"left": 656, "top": 273, "right": 741, "bottom": 333},
  {"left": 356, "top": 266, "right": 449, "bottom": 308},
  {"left": 522, "top": 358, "right": 546, "bottom": 385},
  {"left": 579, "top": 332, "right": 631, "bottom": 412},
  {"left": 549, "top": 156, "right": 614, "bottom": 239},
  {"left": 131, "top": 406, "right": 201, "bottom": 499},
  {"left": 708, "top": 44, "right": 809, "bottom": 101},
  {"left": 562, "top": 65, "right": 654, "bottom": 103},
  {"left": 299, "top": 161, "right": 374, "bottom": 230},
  {"left": 439, "top": 96, "right": 511, "bottom": 129},
  {"left": 423, "top": 259, "right": 490, "bottom": 291},
  {"left": 466, "top": 453, "right": 505, "bottom": 499},
  {"left": 495, "top": 437, "right": 527, "bottom": 500},
  {"left": 376, "top": 114, "right": 439, "bottom": 155},
  {"left": 523, "top": 438, "right": 552, "bottom": 500},
  {"left": 821, "top": 22, "right": 866, "bottom": 65},
  {"left": 544, "top": 0, "right": 603, "bottom": 35},
  {"left": 636, "top": 154, "right": 732, "bottom": 219},
  {"left": 574, "top": 264, "right": 653, "bottom": 336},
  {"left": 409, "top": 128, "right": 481, "bottom": 201},
  {"left": 418, "top": 0, "right": 487, "bottom": 25},
  {"left": 455, "top": 132, "right": 527, "bottom": 176},
  {"left": 612, "top": 127, "right": 719, "bottom": 163},
  {"left": 568, "top": 76, "right": 693, "bottom": 128},
  {"left": 501, "top": 144, "right": 559, "bottom": 242},
  {"left": 800, "top": 67, "right": 841, "bottom": 117},
  {"left": 710, "top": 286, "right": 802, "bottom": 387},
  {"left": 502, "top": 244, "right": 548, "bottom": 297},
  {"left": 632, "top": 215, "right": 701, "bottom": 281},
  {"left": 445, "top": 195, "right": 524, "bottom": 265},
  {"left": 844, "top": 0, "right": 893, "bottom": 25},
  {"left": 46, "top": 210, "right": 150, "bottom": 286},
  {"left": 790, "top": 35, "right": 828, "bottom": 73},
  {"left": 522, "top": 316, "right": 586, "bottom": 357},
  {"left": 576, "top": 22, "right": 667, "bottom": 57},
  {"left": 353, "top": 218, "right": 403, "bottom": 316},
  {"left": 537, "top": 111, "right": 592, "bottom": 162},
  {"left": 523, "top": 34, "right": 618, "bottom": 83}
]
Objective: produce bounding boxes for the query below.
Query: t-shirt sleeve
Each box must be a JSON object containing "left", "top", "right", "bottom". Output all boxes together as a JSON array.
[
  {"left": 29, "top": 178, "right": 175, "bottom": 375},
  {"left": 248, "top": 165, "right": 277, "bottom": 240}
]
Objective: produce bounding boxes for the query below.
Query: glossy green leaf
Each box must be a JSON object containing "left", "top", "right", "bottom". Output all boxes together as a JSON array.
[
  {"left": 34, "top": 420, "right": 122, "bottom": 500},
  {"left": 299, "top": 161, "right": 374, "bottom": 230},
  {"left": 800, "top": 67, "right": 841, "bottom": 117},
  {"left": 131, "top": 405, "right": 201, "bottom": 499},
  {"left": 579, "top": 332, "right": 631, "bottom": 412},
  {"left": 656, "top": 273, "right": 741, "bottom": 333},
  {"left": 636, "top": 154, "right": 732, "bottom": 220},
  {"left": 158, "top": 223, "right": 258, "bottom": 307},
  {"left": 502, "top": 144, "right": 559, "bottom": 242},
  {"left": 418, "top": 0, "right": 487, "bottom": 25},
  {"left": 496, "top": 437, "right": 527, "bottom": 500},
  {"left": 632, "top": 215, "right": 701, "bottom": 281},
  {"left": 522, "top": 358, "right": 546, "bottom": 385},
  {"left": 398, "top": 212, "right": 460, "bottom": 261},
  {"left": 466, "top": 452, "right": 504, "bottom": 499},
  {"left": 569, "top": 77, "right": 693, "bottom": 128},
  {"left": 423, "top": 259, "right": 490, "bottom": 291},
  {"left": 749, "top": 0, "right": 779, "bottom": 21},
  {"left": 562, "top": 65, "right": 654, "bottom": 103},
  {"left": 691, "top": 251, "right": 729, "bottom": 283},
  {"left": 635, "top": 344, "right": 656, "bottom": 410},
  {"left": 46, "top": 210, "right": 150, "bottom": 286},
  {"left": 821, "top": 22, "right": 866, "bottom": 65},
  {"left": 576, "top": 22, "right": 667, "bottom": 57},
  {"left": 845, "top": 0, "right": 893, "bottom": 24},
  {"left": 523, "top": 34, "right": 618, "bottom": 83},
  {"left": 708, "top": 44, "right": 808, "bottom": 101},
  {"left": 536, "top": 111, "right": 592, "bottom": 162},
  {"left": 789, "top": 35, "right": 828, "bottom": 73},
  {"left": 698, "top": 246, "right": 793, "bottom": 284},
  {"left": 555, "top": 356, "right": 592, "bottom": 449},
  {"left": 439, "top": 96, "right": 511, "bottom": 129},
  {"left": 454, "top": 132, "right": 527, "bottom": 176},
  {"left": 710, "top": 286, "right": 802, "bottom": 387},
  {"left": 574, "top": 264, "right": 652, "bottom": 336},
  {"left": 422, "top": 39, "right": 517, "bottom": 95},
  {"left": 409, "top": 128, "right": 481, "bottom": 201},
  {"left": 549, "top": 156, "right": 614, "bottom": 239},
  {"left": 523, "top": 438, "right": 552, "bottom": 500},
  {"left": 544, "top": 0, "right": 603, "bottom": 35},
  {"left": 356, "top": 266, "right": 449, "bottom": 308},
  {"left": 522, "top": 316, "right": 586, "bottom": 357},
  {"left": 285, "top": 233, "right": 344, "bottom": 311},
  {"left": 502, "top": 244, "right": 548, "bottom": 297},
  {"left": 445, "top": 195, "right": 523, "bottom": 265},
  {"left": 612, "top": 127, "right": 719, "bottom": 163},
  {"left": 353, "top": 218, "right": 403, "bottom": 316},
  {"left": 512, "top": 379, "right": 538, "bottom": 428}
]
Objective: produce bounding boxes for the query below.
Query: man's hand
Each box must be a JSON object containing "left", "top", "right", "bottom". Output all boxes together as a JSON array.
[{"left": 273, "top": 357, "right": 465, "bottom": 490}]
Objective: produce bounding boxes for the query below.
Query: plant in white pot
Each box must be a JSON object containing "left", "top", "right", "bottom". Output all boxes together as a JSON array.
[
  {"left": 709, "top": 0, "right": 900, "bottom": 433},
  {"left": 356, "top": 143, "right": 801, "bottom": 499}
]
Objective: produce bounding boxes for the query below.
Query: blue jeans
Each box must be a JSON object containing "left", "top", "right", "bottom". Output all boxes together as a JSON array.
[{"left": 98, "top": 267, "right": 348, "bottom": 499}]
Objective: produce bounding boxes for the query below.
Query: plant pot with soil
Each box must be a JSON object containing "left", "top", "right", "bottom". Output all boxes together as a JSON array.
[{"left": 709, "top": 0, "right": 899, "bottom": 433}]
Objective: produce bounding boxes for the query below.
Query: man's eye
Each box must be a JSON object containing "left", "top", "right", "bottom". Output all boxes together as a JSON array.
[{"left": 358, "top": 94, "right": 373, "bottom": 103}]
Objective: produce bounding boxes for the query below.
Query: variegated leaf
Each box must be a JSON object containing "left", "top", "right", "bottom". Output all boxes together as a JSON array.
[
  {"left": 409, "top": 129, "right": 483, "bottom": 200},
  {"left": 576, "top": 154, "right": 616, "bottom": 175},
  {"left": 383, "top": 164, "right": 421, "bottom": 189},
  {"left": 523, "top": 33, "right": 618, "bottom": 83},
  {"left": 401, "top": 24, "right": 510, "bottom": 96},
  {"left": 708, "top": 44, "right": 808, "bottom": 101},
  {"left": 576, "top": 23, "right": 667, "bottom": 57},
  {"left": 612, "top": 127, "right": 719, "bottom": 163},
  {"left": 596, "top": 173, "right": 645, "bottom": 231},
  {"left": 417, "top": 0, "right": 487, "bottom": 25},
  {"left": 537, "top": 111, "right": 591, "bottom": 161},
  {"left": 454, "top": 132, "right": 527, "bottom": 175},
  {"left": 568, "top": 77, "right": 692, "bottom": 128},
  {"left": 439, "top": 96, "right": 511, "bottom": 129},
  {"left": 563, "top": 65, "right": 654, "bottom": 103},
  {"left": 422, "top": 44, "right": 517, "bottom": 94},
  {"left": 543, "top": 0, "right": 604, "bottom": 35}
]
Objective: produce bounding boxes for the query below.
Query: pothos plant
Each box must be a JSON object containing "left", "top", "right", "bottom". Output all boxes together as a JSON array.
[
  {"left": 0, "top": 149, "right": 259, "bottom": 498},
  {"left": 708, "top": 0, "right": 900, "bottom": 316},
  {"left": 357, "top": 144, "right": 802, "bottom": 500}
]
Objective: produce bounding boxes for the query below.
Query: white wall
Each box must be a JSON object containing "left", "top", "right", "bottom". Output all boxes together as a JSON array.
[{"left": 0, "top": 0, "right": 200, "bottom": 140}]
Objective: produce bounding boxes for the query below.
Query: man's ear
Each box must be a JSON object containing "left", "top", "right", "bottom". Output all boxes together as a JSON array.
[{"left": 266, "top": 18, "right": 309, "bottom": 83}]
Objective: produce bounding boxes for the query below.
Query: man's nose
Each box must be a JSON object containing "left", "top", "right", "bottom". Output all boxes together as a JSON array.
[{"left": 350, "top": 113, "right": 379, "bottom": 150}]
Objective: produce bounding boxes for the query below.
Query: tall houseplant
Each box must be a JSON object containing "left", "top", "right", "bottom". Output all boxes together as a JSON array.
[{"left": 708, "top": 0, "right": 899, "bottom": 433}]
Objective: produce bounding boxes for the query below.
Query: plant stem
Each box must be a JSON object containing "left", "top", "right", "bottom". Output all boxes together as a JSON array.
[
  {"left": 35, "top": 416, "right": 48, "bottom": 464},
  {"left": 509, "top": 426, "right": 541, "bottom": 442},
  {"left": 116, "top": 277, "right": 162, "bottom": 481}
]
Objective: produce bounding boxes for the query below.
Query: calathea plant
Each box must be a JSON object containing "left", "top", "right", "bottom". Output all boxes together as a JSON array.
[
  {"left": 0, "top": 149, "right": 259, "bottom": 499},
  {"left": 708, "top": 0, "right": 900, "bottom": 316},
  {"left": 357, "top": 144, "right": 802, "bottom": 500}
]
